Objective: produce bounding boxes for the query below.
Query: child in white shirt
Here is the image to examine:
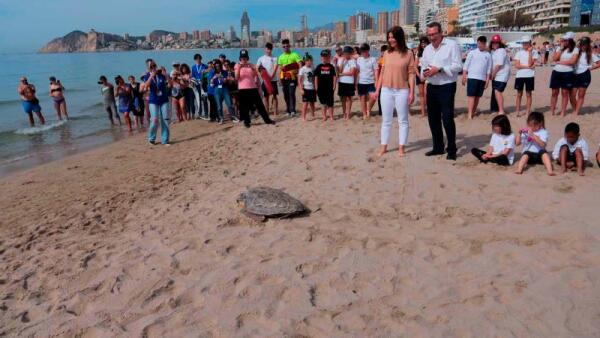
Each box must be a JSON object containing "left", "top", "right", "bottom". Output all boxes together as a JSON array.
[
  {"left": 515, "top": 112, "right": 555, "bottom": 176},
  {"left": 552, "top": 122, "right": 589, "bottom": 176},
  {"left": 471, "top": 115, "right": 515, "bottom": 166},
  {"left": 298, "top": 54, "right": 316, "bottom": 121}
]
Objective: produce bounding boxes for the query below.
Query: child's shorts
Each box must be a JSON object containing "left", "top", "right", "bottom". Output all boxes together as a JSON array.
[
  {"left": 317, "top": 90, "right": 334, "bottom": 107},
  {"left": 524, "top": 150, "right": 547, "bottom": 165},
  {"left": 302, "top": 89, "right": 316, "bottom": 103}
]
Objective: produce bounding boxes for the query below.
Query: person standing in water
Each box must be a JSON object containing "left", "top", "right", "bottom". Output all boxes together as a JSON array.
[
  {"left": 115, "top": 76, "right": 133, "bottom": 131},
  {"left": 18, "top": 77, "right": 45, "bottom": 127},
  {"left": 128, "top": 75, "right": 145, "bottom": 128},
  {"left": 49, "top": 77, "right": 68, "bottom": 121},
  {"left": 98, "top": 76, "right": 120, "bottom": 125}
]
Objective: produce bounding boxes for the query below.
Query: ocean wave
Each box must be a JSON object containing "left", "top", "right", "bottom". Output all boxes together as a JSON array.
[
  {"left": 0, "top": 98, "right": 22, "bottom": 106},
  {"left": 14, "top": 120, "right": 67, "bottom": 135}
]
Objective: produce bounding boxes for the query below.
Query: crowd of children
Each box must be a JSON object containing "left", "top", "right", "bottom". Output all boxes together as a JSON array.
[{"left": 472, "top": 112, "right": 597, "bottom": 176}]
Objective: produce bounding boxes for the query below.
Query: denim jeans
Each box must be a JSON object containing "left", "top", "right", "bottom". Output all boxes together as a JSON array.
[
  {"left": 214, "top": 87, "right": 235, "bottom": 120},
  {"left": 149, "top": 102, "right": 170, "bottom": 144}
]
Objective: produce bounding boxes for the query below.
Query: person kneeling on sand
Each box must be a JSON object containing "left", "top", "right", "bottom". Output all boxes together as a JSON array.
[
  {"left": 515, "top": 112, "right": 555, "bottom": 176},
  {"left": 471, "top": 115, "right": 515, "bottom": 166},
  {"left": 552, "top": 122, "right": 589, "bottom": 176}
]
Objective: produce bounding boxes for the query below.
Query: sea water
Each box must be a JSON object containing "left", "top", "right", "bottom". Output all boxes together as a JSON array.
[{"left": 0, "top": 48, "right": 322, "bottom": 176}]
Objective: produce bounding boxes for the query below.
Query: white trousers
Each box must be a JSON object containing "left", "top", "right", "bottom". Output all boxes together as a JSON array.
[{"left": 380, "top": 87, "right": 409, "bottom": 146}]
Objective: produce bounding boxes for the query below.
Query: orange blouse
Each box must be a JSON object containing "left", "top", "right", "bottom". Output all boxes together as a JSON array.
[{"left": 381, "top": 50, "right": 415, "bottom": 89}]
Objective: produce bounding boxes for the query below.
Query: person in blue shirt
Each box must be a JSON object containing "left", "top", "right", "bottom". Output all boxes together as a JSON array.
[
  {"left": 143, "top": 62, "right": 171, "bottom": 145},
  {"left": 205, "top": 61, "right": 218, "bottom": 122},
  {"left": 192, "top": 54, "right": 209, "bottom": 119},
  {"left": 211, "top": 63, "right": 236, "bottom": 124}
]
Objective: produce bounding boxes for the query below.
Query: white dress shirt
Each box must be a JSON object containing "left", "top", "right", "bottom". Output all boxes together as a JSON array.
[{"left": 420, "top": 37, "right": 463, "bottom": 85}]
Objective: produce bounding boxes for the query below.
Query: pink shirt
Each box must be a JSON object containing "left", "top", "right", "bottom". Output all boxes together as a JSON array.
[{"left": 235, "top": 64, "right": 257, "bottom": 90}]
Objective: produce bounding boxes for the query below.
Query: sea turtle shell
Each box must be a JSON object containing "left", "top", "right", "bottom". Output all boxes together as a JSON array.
[{"left": 237, "top": 187, "right": 308, "bottom": 219}]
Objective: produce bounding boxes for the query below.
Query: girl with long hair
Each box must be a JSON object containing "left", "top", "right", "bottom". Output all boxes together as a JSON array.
[
  {"left": 373, "top": 26, "right": 415, "bottom": 157},
  {"left": 549, "top": 32, "right": 579, "bottom": 116}
]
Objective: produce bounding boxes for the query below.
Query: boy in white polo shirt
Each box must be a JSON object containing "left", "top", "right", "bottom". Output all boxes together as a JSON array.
[
  {"left": 552, "top": 122, "right": 589, "bottom": 176},
  {"left": 462, "top": 36, "right": 492, "bottom": 119},
  {"left": 514, "top": 36, "right": 538, "bottom": 117}
]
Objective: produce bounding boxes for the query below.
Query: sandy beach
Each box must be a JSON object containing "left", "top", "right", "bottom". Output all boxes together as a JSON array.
[{"left": 1, "top": 66, "right": 600, "bottom": 337}]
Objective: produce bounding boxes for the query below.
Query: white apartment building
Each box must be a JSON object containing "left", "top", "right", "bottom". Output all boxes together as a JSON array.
[
  {"left": 418, "top": 0, "right": 438, "bottom": 32},
  {"left": 459, "top": 0, "right": 484, "bottom": 31},
  {"left": 459, "top": 0, "right": 571, "bottom": 32}
]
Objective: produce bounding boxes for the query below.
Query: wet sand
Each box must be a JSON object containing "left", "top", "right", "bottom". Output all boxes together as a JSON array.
[{"left": 1, "top": 66, "right": 600, "bottom": 337}]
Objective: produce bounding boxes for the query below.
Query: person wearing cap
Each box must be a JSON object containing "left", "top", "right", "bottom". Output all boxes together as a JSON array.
[
  {"left": 192, "top": 54, "right": 209, "bottom": 120},
  {"left": 489, "top": 34, "right": 511, "bottom": 115},
  {"left": 462, "top": 36, "right": 492, "bottom": 120},
  {"left": 49, "top": 76, "right": 68, "bottom": 121},
  {"left": 356, "top": 43, "right": 379, "bottom": 119},
  {"left": 234, "top": 49, "right": 276, "bottom": 128},
  {"left": 98, "top": 76, "right": 120, "bottom": 126},
  {"left": 257, "top": 42, "right": 280, "bottom": 115},
  {"left": 373, "top": 26, "right": 415, "bottom": 157},
  {"left": 314, "top": 49, "right": 337, "bottom": 121},
  {"left": 572, "top": 37, "right": 600, "bottom": 116},
  {"left": 338, "top": 46, "right": 358, "bottom": 119},
  {"left": 18, "top": 77, "right": 46, "bottom": 127},
  {"left": 514, "top": 36, "right": 538, "bottom": 117},
  {"left": 550, "top": 32, "right": 579, "bottom": 117},
  {"left": 420, "top": 22, "right": 462, "bottom": 160},
  {"left": 277, "top": 39, "right": 302, "bottom": 116}
]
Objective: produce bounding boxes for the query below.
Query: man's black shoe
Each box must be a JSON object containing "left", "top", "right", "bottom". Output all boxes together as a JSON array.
[
  {"left": 446, "top": 153, "right": 457, "bottom": 161},
  {"left": 425, "top": 150, "right": 446, "bottom": 156}
]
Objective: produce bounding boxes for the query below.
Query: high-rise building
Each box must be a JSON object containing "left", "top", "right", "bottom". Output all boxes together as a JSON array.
[
  {"left": 418, "top": 0, "right": 438, "bottom": 32},
  {"left": 349, "top": 15, "right": 358, "bottom": 35},
  {"left": 377, "top": 12, "right": 390, "bottom": 34},
  {"left": 179, "top": 32, "right": 189, "bottom": 41},
  {"left": 400, "top": 0, "right": 416, "bottom": 25},
  {"left": 355, "top": 11, "right": 374, "bottom": 31},
  {"left": 301, "top": 14, "right": 309, "bottom": 40},
  {"left": 570, "top": 0, "right": 600, "bottom": 26},
  {"left": 460, "top": 0, "right": 571, "bottom": 32},
  {"left": 334, "top": 21, "right": 347, "bottom": 42},
  {"left": 200, "top": 30, "right": 211, "bottom": 41},
  {"left": 391, "top": 9, "right": 401, "bottom": 27},
  {"left": 241, "top": 11, "right": 251, "bottom": 46},
  {"left": 192, "top": 30, "right": 200, "bottom": 40}
]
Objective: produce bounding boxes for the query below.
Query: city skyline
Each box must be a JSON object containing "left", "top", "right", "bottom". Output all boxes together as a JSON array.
[{"left": 0, "top": 0, "right": 401, "bottom": 52}]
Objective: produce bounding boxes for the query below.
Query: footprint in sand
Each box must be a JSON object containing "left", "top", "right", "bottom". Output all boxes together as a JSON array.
[{"left": 553, "top": 183, "right": 575, "bottom": 194}]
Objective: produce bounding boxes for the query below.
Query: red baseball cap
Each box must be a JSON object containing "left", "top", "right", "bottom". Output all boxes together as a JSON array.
[{"left": 491, "top": 35, "right": 502, "bottom": 43}]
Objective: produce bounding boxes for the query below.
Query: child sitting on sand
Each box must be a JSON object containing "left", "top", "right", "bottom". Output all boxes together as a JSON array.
[
  {"left": 471, "top": 115, "right": 515, "bottom": 166},
  {"left": 552, "top": 122, "right": 589, "bottom": 176},
  {"left": 515, "top": 112, "right": 555, "bottom": 175},
  {"left": 298, "top": 54, "right": 316, "bottom": 121}
]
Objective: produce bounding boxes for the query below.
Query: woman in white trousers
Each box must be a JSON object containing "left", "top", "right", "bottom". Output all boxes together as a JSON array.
[{"left": 373, "top": 26, "right": 415, "bottom": 157}]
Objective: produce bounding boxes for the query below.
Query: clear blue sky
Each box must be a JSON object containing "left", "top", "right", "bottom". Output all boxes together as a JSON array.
[{"left": 0, "top": 0, "right": 400, "bottom": 52}]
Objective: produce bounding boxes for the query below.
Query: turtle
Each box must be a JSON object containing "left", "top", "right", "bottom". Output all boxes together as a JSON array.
[{"left": 237, "top": 187, "right": 309, "bottom": 221}]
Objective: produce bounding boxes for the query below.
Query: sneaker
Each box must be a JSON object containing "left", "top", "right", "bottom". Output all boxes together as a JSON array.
[
  {"left": 232, "top": 117, "right": 240, "bottom": 123},
  {"left": 163, "top": 143, "right": 171, "bottom": 147},
  {"left": 148, "top": 140, "right": 156, "bottom": 145},
  {"left": 218, "top": 119, "right": 224, "bottom": 125}
]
